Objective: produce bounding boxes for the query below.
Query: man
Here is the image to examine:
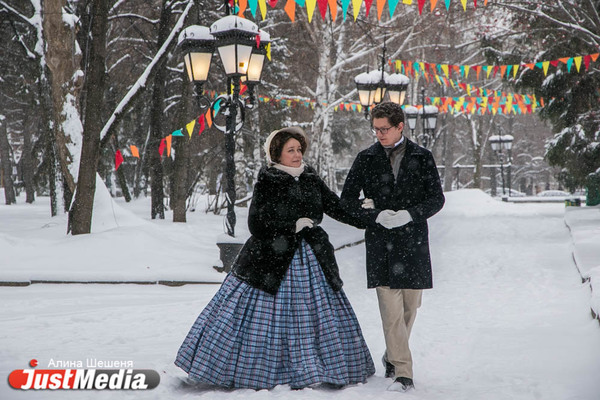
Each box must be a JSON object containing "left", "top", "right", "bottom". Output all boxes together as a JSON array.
[{"left": 340, "top": 101, "right": 445, "bottom": 392}]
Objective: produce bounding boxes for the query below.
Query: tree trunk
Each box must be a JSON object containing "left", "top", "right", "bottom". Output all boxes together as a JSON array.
[
  {"left": 172, "top": 77, "right": 193, "bottom": 223},
  {"left": 69, "top": 0, "right": 109, "bottom": 235},
  {"left": 42, "top": 0, "right": 83, "bottom": 208},
  {"left": 22, "top": 118, "right": 36, "bottom": 203},
  {"left": 148, "top": 0, "right": 171, "bottom": 220},
  {"left": 0, "top": 120, "right": 17, "bottom": 204}
]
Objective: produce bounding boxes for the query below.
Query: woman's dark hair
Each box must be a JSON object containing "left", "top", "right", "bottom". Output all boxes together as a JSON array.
[
  {"left": 370, "top": 102, "right": 405, "bottom": 127},
  {"left": 269, "top": 128, "right": 308, "bottom": 163}
]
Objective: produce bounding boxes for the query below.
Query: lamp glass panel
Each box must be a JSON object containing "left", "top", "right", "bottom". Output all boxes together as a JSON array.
[
  {"left": 388, "top": 89, "right": 400, "bottom": 104},
  {"left": 184, "top": 52, "right": 213, "bottom": 82},
  {"left": 373, "top": 87, "right": 386, "bottom": 104},
  {"left": 217, "top": 43, "right": 253, "bottom": 75},
  {"left": 358, "top": 88, "right": 372, "bottom": 107},
  {"left": 246, "top": 53, "right": 265, "bottom": 82},
  {"left": 490, "top": 141, "right": 500, "bottom": 151},
  {"left": 406, "top": 114, "right": 417, "bottom": 130},
  {"left": 427, "top": 114, "right": 438, "bottom": 130}
]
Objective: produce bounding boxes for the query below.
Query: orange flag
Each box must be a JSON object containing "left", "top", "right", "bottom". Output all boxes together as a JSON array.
[
  {"left": 284, "top": 0, "right": 296, "bottom": 21},
  {"left": 130, "top": 145, "right": 140, "bottom": 158},
  {"left": 205, "top": 109, "right": 213, "bottom": 128},
  {"left": 166, "top": 135, "right": 172, "bottom": 157}
]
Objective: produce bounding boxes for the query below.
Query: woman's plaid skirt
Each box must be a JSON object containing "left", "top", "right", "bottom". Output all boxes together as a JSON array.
[{"left": 175, "top": 240, "right": 375, "bottom": 389}]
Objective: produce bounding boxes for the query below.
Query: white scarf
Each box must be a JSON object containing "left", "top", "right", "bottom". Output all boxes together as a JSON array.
[{"left": 273, "top": 163, "right": 305, "bottom": 177}]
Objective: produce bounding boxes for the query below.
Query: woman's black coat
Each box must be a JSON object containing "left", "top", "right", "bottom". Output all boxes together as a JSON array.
[
  {"left": 231, "top": 165, "right": 364, "bottom": 295},
  {"left": 340, "top": 139, "right": 445, "bottom": 290}
]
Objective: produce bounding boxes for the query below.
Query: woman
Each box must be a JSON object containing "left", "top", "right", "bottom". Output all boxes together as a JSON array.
[{"left": 175, "top": 127, "right": 375, "bottom": 390}]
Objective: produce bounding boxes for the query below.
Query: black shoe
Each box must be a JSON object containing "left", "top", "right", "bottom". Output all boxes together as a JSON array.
[
  {"left": 387, "top": 377, "right": 414, "bottom": 392},
  {"left": 381, "top": 356, "right": 395, "bottom": 379}
]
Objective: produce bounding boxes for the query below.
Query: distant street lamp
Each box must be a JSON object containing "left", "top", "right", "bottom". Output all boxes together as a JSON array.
[
  {"left": 179, "top": 14, "right": 270, "bottom": 238},
  {"left": 403, "top": 88, "right": 438, "bottom": 148},
  {"left": 489, "top": 134, "right": 514, "bottom": 199},
  {"left": 354, "top": 41, "right": 409, "bottom": 119}
]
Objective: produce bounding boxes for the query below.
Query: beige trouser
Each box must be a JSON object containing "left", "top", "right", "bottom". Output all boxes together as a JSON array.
[{"left": 376, "top": 286, "right": 423, "bottom": 379}]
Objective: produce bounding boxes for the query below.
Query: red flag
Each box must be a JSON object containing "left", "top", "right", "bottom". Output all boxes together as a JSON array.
[
  {"left": 317, "top": 0, "right": 328, "bottom": 19},
  {"left": 158, "top": 138, "right": 166, "bottom": 156},
  {"left": 584, "top": 55, "right": 591, "bottom": 70},
  {"left": 418, "top": 0, "right": 426, "bottom": 14},
  {"left": 115, "top": 150, "right": 124, "bottom": 171},
  {"left": 198, "top": 114, "right": 206, "bottom": 134},
  {"left": 364, "top": 0, "right": 373, "bottom": 16},
  {"left": 240, "top": 84, "right": 248, "bottom": 95},
  {"left": 268, "top": 0, "right": 277, "bottom": 6}
]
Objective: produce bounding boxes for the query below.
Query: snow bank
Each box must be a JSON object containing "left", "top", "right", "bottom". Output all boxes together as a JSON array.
[{"left": 564, "top": 204, "right": 600, "bottom": 320}]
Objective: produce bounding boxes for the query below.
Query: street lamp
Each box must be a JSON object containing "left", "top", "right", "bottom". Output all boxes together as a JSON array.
[
  {"left": 403, "top": 101, "right": 438, "bottom": 148},
  {"left": 354, "top": 42, "right": 409, "bottom": 119},
  {"left": 489, "top": 134, "right": 514, "bottom": 199},
  {"left": 179, "top": 15, "right": 269, "bottom": 238}
]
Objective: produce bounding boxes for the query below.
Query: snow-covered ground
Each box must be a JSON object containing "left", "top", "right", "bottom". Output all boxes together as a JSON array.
[{"left": 1, "top": 189, "right": 599, "bottom": 399}]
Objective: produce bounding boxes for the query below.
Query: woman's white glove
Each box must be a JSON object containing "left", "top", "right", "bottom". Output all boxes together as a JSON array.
[
  {"left": 376, "top": 209, "right": 412, "bottom": 229},
  {"left": 295, "top": 217, "right": 314, "bottom": 233},
  {"left": 361, "top": 198, "right": 375, "bottom": 209}
]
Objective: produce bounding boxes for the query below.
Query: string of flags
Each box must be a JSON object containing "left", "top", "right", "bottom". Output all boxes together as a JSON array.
[
  {"left": 234, "top": 0, "right": 487, "bottom": 22},
  {"left": 392, "top": 52, "right": 600, "bottom": 81},
  {"left": 114, "top": 92, "right": 540, "bottom": 170}
]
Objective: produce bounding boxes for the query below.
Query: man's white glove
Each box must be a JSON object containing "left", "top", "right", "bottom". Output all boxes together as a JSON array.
[
  {"left": 376, "top": 209, "right": 412, "bottom": 229},
  {"left": 361, "top": 198, "right": 375, "bottom": 209},
  {"left": 295, "top": 217, "right": 314, "bottom": 233}
]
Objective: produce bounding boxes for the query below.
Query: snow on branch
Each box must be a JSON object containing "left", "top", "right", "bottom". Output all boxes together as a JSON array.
[{"left": 100, "top": 0, "right": 193, "bottom": 147}]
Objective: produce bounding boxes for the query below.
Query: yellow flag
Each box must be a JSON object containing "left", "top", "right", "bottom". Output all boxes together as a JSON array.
[
  {"left": 542, "top": 61, "right": 550, "bottom": 76},
  {"left": 464, "top": 65, "right": 470, "bottom": 79},
  {"left": 352, "top": 0, "right": 362, "bottom": 20},
  {"left": 403, "top": 0, "right": 412, "bottom": 4},
  {"left": 512, "top": 64, "right": 519, "bottom": 78},
  {"left": 460, "top": 0, "right": 467, "bottom": 10},
  {"left": 266, "top": 43, "right": 271, "bottom": 61},
  {"left": 258, "top": 0, "right": 267, "bottom": 19},
  {"left": 306, "top": 0, "right": 316, "bottom": 22},
  {"left": 441, "top": 64, "right": 449, "bottom": 77},
  {"left": 186, "top": 119, "right": 196, "bottom": 138},
  {"left": 574, "top": 56, "right": 583, "bottom": 72}
]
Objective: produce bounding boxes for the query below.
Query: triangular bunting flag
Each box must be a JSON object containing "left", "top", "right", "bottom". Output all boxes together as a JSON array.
[
  {"left": 417, "top": 0, "right": 425, "bottom": 14},
  {"left": 166, "top": 135, "right": 172, "bottom": 157},
  {"left": 172, "top": 129, "right": 184, "bottom": 137},
  {"left": 389, "top": 0, "right": 400, "bottom": 18},
  {"left": 460, "top": 0, "right": 467, "bottom": 10},
  {"left": 249, "top": 0, "right": 258, "bottom": 17},
  {"left": 205, "top": 109, "right": 213, "bottom": 128},
  {"left": 431, "top": 0, "right": 438, "bottom": 11},
  {"left": 238, "top": 0, "right": 248, "bottom": 15},
  {"left": 542, "top": 61, "right": 550, "bottom": 76},
  {"left": 198, "top": 115, "right": 205, "bottom": 134},
  {"left": 352, "top": 0, "right": 361, "bottom": 20},
  {"left": 306, "top": 0, "right": 317, "bottom": 22},
  {"left": 186, "top": 119, "right": 196, "bottom": 137},
  {"left": 115, "top": 150, "right": 124, "bottom": 171},
  {"left": 342, "top": 0, "right": 352, "bottom": 20},
  {"left": 376, "top": 0, "right": 385, "bottom": 20},
  {"left": 444, "top": 0, "right": 451, "bottom": 9},
  {"left": 364, "top": 0, "right": 373, "bottom": 16},
  {"left": 317, "top": 0, "right": 328, "bottom": 19},
  {"left": 284, "top": 0, "right": 296, "bottom": 21},
  {"left": 159, "top": 138, "right": 166, "bottom": 156},
  {"left": 329, "top": 0, "right": 338, "bottom": 19},
  {"left": 130, "top": 145, "right": 139, "bottom": 158},
  {"left": 574, "top": 56, "right": 582, "bottom": 72},
  {"left": 258, "top": 0, "right": 267, "bottom": 19}
]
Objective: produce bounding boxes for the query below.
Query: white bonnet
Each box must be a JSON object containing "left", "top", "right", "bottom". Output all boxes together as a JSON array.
[{"left": 263, "top": 126, "right": 308, "bottom": 165}]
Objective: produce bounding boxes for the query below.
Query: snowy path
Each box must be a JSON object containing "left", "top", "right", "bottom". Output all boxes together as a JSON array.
[{"left": 1, "top": 190, "right": 599, "bottom": 399}]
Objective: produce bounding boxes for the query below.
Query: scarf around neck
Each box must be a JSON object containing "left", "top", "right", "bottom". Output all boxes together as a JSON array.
[{"left": 273, "top": 162, "right": 305, "bottom": 178}]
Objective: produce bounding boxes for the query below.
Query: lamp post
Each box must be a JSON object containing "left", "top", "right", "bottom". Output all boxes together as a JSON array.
[
  {"left": 403, "top": 90, "right": 438, "bottom": 148},
  {"left": 178, "top": 14, "right": 270, "bottom": 239},
  {"left": 354, "top": 42, "right": 409, "bottom": 120},
  {"left": 489, "top": 134, "right": 514, "bottom": 199}
]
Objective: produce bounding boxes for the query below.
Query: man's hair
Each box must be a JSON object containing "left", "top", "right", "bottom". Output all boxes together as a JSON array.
[
  {"left": 370, "top": 102, "right": 405, "bottom": 127},
  {"left": 269, "top": 128, "right": 308, "bottom": 163}
]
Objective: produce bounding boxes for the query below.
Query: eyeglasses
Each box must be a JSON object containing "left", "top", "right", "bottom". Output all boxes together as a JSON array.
[{"left": 371, "top": 126, "right": 394, "bottom": 135}]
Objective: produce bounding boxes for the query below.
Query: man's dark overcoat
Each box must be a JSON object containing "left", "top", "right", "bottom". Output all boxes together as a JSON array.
[
  {"left": 232, "top": 165, "right": 364, "bottom": 295},
  {"left": 340, "top": 138, "right": 445, "bottom": 289}
]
